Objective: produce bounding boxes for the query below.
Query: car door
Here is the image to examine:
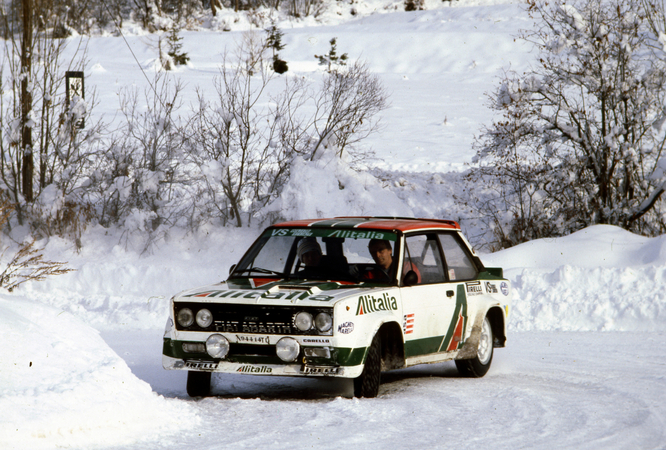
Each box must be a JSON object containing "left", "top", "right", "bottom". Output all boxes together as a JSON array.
[{"left": 400, "top": 233, "right": 466, "bottom": 359}]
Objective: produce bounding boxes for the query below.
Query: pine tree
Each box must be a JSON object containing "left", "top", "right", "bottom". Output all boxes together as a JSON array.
[
  {"left": 266, "top": 24, "right": 288, "bottom": 74},
  {"left": 315, "top": 38, "right": 348, "bottom": 73},
  {"left": 167, "top": 25, "right": 190, "bottom": 66}
]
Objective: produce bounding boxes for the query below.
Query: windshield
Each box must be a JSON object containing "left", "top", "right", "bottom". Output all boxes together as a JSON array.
[{"left": 231, "top": 227, "right": 399, "bottom": 284}]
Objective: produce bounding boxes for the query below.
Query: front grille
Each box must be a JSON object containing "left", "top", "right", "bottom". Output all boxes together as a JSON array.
[{"left": 174, "top": 302, "right": 333, "bottom": 336}]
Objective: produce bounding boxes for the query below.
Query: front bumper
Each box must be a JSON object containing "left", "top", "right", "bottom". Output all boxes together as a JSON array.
[
  {"left": 162, "top": 336, "right": 366, "bottom": 378},
  {"left": 162, "top": 354, "right": 364, "bottom": 378}
]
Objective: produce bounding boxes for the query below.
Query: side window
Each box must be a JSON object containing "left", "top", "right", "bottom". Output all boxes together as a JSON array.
[
  {"left": 404, "top": 234, "right": 446, "bottom": 284},
  {"left": 438, "top": 233, "right": 478, "bottom": 281}
]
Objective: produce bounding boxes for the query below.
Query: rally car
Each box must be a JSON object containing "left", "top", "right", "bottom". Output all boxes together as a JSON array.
[{"left": 163, "top": 217, "right": 511, "bottom": 397}]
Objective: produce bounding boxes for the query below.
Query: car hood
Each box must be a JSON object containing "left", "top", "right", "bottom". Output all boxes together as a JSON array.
[{"left": 173, "top": 279, "right": 387, "bottom": 307}]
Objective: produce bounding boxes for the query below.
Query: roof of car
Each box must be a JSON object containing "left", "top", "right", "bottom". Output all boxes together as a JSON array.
[{"left": 272, "top": 216, "right": 460, "bottom": 232}]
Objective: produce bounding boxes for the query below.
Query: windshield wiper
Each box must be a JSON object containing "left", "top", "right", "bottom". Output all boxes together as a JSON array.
[{"left": 232, "top": 267, "right": 285, "bottom": 277}]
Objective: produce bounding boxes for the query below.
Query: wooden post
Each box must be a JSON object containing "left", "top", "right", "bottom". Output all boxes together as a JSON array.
[{"left": 21, "top": 0, "right": 34, "bottom": 202}]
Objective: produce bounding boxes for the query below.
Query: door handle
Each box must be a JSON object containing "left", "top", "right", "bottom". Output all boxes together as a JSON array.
[{"left": 446, "top": 290, "right": 454, "bottom": 298}]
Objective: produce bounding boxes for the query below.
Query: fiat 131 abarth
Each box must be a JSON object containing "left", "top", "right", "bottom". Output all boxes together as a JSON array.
[{"left": 162, "top": 217, "right": 511, "bottom": 397}]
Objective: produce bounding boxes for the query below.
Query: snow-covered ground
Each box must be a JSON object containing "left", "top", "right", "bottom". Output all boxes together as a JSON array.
[
  {"left": 2, "top": 0, "right": 666, "bottom": 449},
  {"left": 4, "top": 225, "right": 666, "bottom": 450}
]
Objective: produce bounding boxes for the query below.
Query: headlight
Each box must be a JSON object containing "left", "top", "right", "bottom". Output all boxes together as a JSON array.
[
  {"left": 196, "top": 308, "right": 213, "bottom": 328},
  {"left": 176, "top": 308, "right": 194, "bottom": 327},
  {"left": 314, "top": 312, "right": 332, "bottom": 332},
  {"left": 276, "top": 337, "right": 300, "bottom": 362},
  {"left": 294, "top": 312, "right": 313, "bottom": 331},
  {"left": 206, "top": 334, "right": 230, "bottom": 359}
]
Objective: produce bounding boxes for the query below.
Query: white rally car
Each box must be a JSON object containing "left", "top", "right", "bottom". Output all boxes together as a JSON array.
[{"left": 163, "top": 217, "right": 511, "bottom": 397}]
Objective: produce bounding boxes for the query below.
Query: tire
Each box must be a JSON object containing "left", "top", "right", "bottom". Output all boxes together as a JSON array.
[
  {"left": 186, "top": 371, "right": 212, "bottom": 397},
  {"left": 455, "top": 315, "right": 493, "bottom": 378},
  {"left": 353, "top": 333, "right": 382, "bottom": 398}
]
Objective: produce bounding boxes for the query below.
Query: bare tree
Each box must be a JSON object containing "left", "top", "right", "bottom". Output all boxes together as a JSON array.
[
  {"left": 0, "top": 0, "right": 91, "bottom": 233},
  {"left": 288, "top": 0, "right": 325, "bottom": 18},
  {"left": 310, "top": 61, "right": 388, "bottom": 161},
  {"left": 185, "top": 33, "right": 301, "bottom": 227},
  {"left": 464, "top": 0, "right": 666, "bottom": 248},
  {"left": 115, "top": 74, "right": 188, "bottom": 231},
  {"left": 185, "top": 32, "right": 388, "bottom": 227}
]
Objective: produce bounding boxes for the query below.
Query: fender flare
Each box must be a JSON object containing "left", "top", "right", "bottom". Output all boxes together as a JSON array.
[{"left": 456, "top": 305, "right": 506, "bottom": 360}]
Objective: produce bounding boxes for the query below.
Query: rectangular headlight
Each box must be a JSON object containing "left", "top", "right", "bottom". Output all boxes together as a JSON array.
[
  {"left": 182, "top": 342, "right": 206, "bottom": 353},
  {"left": 304, "top": 347, "right": 331, "bottom": 358}
]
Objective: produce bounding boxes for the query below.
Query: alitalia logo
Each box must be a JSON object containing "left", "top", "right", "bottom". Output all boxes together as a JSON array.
[
  {"left": 356, "top": 293, "right": 398, "bottom": 315},
  {"left": 327, "top": 230, "right": 387, "bottom": 239},
  {"left": 185, "top": 289, "right": 334, "bottom": 302},
  {"left": 237, "top": 365, "right": 272, "bottom": 373}
]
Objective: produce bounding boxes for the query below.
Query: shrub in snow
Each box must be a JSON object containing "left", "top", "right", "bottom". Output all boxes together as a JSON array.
[
  {"left": 107, "top": 74, "right": 189, "bottom": 234},
  {"left": 404, "top": 0, "right": 425, "bottom": 12},
  {"left": 464, "top": 0, "right": 666, "bottom": 249},
  {"left": 287, "top": 0, "right": 327, "bottom": 18},
  {"left": 185, "top": 32, "right": 388, "bottom": 228},
  {"left": 0, "top": 8, "right": 105, "bottom": 243},
  {"left": 309, "top": 60, "right": 388, "bottom": 161},
  {"left": 1, "top": 26, "right": 387, "bottom": 245},
  {"left": 0, "top": 196, "right": 72, "bottom": 292}
]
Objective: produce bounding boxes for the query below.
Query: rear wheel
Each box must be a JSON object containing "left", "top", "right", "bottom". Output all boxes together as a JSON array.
[
  {"left": 353, "top": 333, "right": 382, "bottom": 398},
  {"left": 455, "top": 315, "right": 493, "bottom": 378},
  {"left": 186, "top": 371, "right": 212, "bottom": 397}
]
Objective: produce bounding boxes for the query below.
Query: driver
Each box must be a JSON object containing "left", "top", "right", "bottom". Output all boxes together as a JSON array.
[
  {"left": 363, "top": 239, "right": 396, "bottom": 282},
  {"left": 362, "top": 239, "right": 421, "bottom": 284}
]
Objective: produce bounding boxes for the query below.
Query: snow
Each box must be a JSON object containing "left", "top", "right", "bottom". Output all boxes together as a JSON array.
[
  {"left": 264, "top": 150, "right": 414, "bottom": 219},
  {"left": 2, "top": 0, "right": 666, "bottom": 449},
  {"left": 0, "top": 297, "right": 199, "bottom": 449}
]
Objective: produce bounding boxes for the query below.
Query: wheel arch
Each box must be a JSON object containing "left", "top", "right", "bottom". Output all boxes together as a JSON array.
[
  {"left": 378, "top": 321, "right": 406, "bottom": 371},
  {"left": 486, "top": 306, "right": 507, "bottom": 348},
  {"left": 359, "top": 320, "right": 405, "bottom": 371}
]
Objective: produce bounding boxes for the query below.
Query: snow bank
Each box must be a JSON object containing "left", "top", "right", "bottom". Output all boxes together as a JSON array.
[
  {"left": 16, "top": 225, "right": 260, "bottom": 331},
  {"left": 16, "top": 222, "right": 666, "bottom": 337},
  {"left": 483, "top": 225, "right": 666, "bottom": 332},
  {"left": 264, "top": 151, "right": 414, "bottom": 220},
  {"left": 0, "top": 296, "right": 198, "bottom": 449}
]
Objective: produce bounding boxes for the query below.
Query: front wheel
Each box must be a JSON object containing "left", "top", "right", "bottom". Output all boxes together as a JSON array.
[
  {"left": 186, "top": 371, "right": 212, "bottom": 397},
  {"left": 353, "top": 333, "right": 382, "bottom": 398},
  {"left": 455, "top": 315, "right": 493, "bottom": 378}
]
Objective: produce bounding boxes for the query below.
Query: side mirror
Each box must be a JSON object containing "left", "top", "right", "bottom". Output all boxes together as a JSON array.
[
  {"left": 228, "top": 264, "right": 236, "bottom": 275},
  {"left": 403, "top": 270, "right": 418, "bottom": 287}
]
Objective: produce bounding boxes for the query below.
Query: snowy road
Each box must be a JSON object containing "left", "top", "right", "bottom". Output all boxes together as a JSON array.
[{"left": 103, "top": 330, "right": 666, "bottom": 450}]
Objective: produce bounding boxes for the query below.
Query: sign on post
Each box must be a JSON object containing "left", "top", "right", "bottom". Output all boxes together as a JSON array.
[{"left": 65, "top": 71, "right": 85, "bottom": 129}]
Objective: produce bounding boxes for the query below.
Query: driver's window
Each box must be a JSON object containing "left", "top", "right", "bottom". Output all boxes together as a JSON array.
[{"left": 404, "top": 234, "right": 446, "bottom": 284}]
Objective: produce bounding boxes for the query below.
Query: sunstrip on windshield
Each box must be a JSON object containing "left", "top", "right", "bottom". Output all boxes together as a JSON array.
[{"left": 264, "top": 227, "right": 397, "bottom": 241}]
